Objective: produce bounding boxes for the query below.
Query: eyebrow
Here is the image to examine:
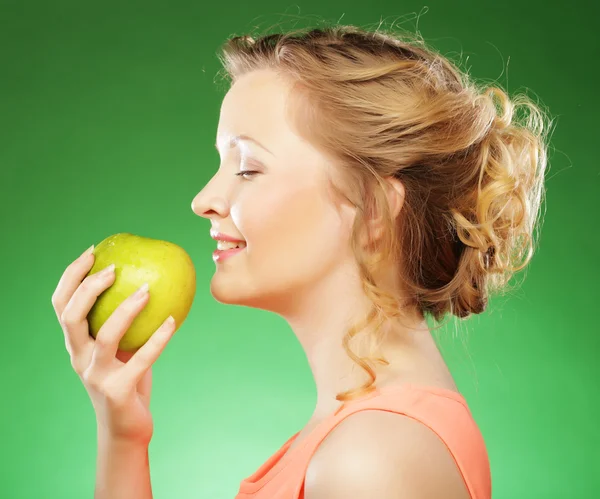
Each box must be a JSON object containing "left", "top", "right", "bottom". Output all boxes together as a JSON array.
[{"left": 214, "top": 134, "right": 274, "bottom": 156}]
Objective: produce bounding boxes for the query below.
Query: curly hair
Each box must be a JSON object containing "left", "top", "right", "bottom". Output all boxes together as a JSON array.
[{"left": 214, "top": 22, "right": 553, "bottom": 403}]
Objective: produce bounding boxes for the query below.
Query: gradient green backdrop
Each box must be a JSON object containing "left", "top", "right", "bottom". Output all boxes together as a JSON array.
[{"left": 1, "top": 1, "right": 598, "bottom": 498}]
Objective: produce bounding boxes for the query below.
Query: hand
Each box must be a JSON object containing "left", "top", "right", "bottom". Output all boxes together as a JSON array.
[{"left": 51, "top": 245, "right": 177, "bottom": 445}]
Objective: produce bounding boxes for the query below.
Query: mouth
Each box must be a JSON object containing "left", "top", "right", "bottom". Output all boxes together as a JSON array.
[
  {"left": 215, "top": 241, "right": 247, "bottom": 251},
  {"left": 212, "top": 244, "right": 246, "bottom": 262}
]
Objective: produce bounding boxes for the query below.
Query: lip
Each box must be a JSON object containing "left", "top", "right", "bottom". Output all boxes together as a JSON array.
[
  {"left": 210, "top": 231, "right": 246, "bottom": 243},
  {"left": 213, "top": 246, "right": 245, "bottom": 262}
]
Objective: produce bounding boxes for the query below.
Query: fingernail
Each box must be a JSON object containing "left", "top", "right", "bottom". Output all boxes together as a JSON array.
[
  {"left": 132, "top": 282, "right": 149, "bottom": 299},
  {"left": 100, "top": 263, "right": 115, "bottom": 276},
  {"left": 82, "top": 244, "right": 95, "bottom": 258}
]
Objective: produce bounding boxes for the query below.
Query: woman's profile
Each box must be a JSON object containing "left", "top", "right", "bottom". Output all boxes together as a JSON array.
[{"left": 52, "top": 23, "right": 551, "bottom": 499}]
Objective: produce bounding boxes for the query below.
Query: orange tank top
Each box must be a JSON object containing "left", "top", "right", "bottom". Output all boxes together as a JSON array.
[{"left": 234, "top": 382, "right": 491, "bottom": 499}]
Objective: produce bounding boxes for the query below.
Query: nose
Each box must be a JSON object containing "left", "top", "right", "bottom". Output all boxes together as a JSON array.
[{"left": 191, "top": 173, "right": 231, "bottom": 220}]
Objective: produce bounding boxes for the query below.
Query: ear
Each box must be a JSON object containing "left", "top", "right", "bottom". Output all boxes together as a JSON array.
[
  {"left": 366, "top": 176, "right": 405, "bottom": 244},
  {"left": 384, "top": 175, "right": 405, "bottom": 221}
]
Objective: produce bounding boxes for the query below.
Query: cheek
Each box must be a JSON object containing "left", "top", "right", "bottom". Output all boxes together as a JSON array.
[{"left": 240, "top": 176, "right": 350, "bottom": 281}]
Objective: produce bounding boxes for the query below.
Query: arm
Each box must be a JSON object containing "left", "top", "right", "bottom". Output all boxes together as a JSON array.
[{"left": 94, "top": 426, "right": 153, "bottom": 499}]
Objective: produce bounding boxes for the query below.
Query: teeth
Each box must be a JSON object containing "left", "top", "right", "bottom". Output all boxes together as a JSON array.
[{"left": 217, "top": 240, "right": 246, "bottom": 250}]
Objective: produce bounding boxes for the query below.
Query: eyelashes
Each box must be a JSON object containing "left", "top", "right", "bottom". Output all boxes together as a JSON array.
[{"left": 235, "top": 170, "right": 260, "bottom": 179}]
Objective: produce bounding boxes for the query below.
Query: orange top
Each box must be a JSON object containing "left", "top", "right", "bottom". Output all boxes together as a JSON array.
[{"left": 235, "top": 382, "right": 491, "bottom": 499}]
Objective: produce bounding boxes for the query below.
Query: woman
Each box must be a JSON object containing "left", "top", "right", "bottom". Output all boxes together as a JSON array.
[{"left": 51, "top": 24, "right": 550, "bottom": 499}]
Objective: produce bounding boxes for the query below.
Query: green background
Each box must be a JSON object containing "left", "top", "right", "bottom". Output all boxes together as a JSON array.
[{"left": 1, "top": 1, "right": 598, "bottom": 498}]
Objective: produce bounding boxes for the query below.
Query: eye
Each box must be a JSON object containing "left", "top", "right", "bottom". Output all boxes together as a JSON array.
[{"left": 235, "top": 170, "right": 260, "bottom": 179}]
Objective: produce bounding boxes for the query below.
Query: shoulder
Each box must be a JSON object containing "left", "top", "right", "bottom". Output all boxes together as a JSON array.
[{"left": 304, "top": 410, "right": 471, "bottom": 499}]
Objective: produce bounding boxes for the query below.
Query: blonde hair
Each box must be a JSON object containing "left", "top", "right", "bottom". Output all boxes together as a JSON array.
[{"left": 215, "top": 23, "right": 553, "bottom": 402}]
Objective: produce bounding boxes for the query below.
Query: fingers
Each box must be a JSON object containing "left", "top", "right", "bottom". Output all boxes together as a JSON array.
[
  {"left": 53, "top": 247, "right": 107, "bottom": 358},
  {"left": 91, "top": 283, "right": 151, "bottom": 367},
  {"left": 51, "top": 245, "right": 95, "bottom": 323},
  {"left": 120, "top": 316, "right": 176, "bottom": 388},
  {"left": 61, "top": 263, "right": 116, "bottom": 360}
]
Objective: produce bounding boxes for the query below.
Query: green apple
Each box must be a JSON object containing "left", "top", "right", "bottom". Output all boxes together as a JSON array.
[{"left": 86, "top": 233, "right": 196, "bottom": 352}]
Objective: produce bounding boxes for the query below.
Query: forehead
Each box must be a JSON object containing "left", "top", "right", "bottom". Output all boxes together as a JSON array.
[
  {"left": 215, "top": 70, "right": 338, "bottom": 192},
  {"left": 216, "top": 70, "right": 289, "bottom": 143}
]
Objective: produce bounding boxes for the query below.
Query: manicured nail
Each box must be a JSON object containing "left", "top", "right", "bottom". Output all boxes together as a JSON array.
[
  {"left": 81, "top": 244, "right": 95, "bottom": 258},
  {"left": 132, "top": 282, "right": 149, "bottom": 299},
  {"left": 100, "top": 263, "right": 115, "bottom": 276}
]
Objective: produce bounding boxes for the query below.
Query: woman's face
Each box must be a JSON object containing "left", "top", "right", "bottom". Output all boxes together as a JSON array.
[{"left": 191, "top": 69, "right": 358, "bottom": 314}]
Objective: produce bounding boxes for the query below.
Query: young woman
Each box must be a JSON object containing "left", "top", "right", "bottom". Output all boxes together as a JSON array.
[{"left": 52, "top": 24, "right": 550, "bottom": 499}]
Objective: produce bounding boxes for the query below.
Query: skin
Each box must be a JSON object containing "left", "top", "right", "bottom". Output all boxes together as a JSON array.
[
  {"left": 191, "top": 68, "right": 457, "bottom": 438},
  {"left": 51, "top": 67, "right": 467, "bottom": 498}
]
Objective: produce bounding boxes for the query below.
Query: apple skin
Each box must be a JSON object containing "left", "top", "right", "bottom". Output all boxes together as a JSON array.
[{"left": 86, "top": 233, "right": 196, "bottom": 352}]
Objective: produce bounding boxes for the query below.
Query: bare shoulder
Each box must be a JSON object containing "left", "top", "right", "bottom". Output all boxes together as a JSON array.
[{"left": 304, "top": 410, "right": 471, "bottom": 499}]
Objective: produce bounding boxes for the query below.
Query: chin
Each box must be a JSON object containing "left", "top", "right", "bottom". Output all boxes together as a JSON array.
[
  {"left": 209, "top": 274, "right": 261, "bottom": 307},
  {"left": 209, "top": 276, "right": 245, "bottom": 305},
  {"left": 210, "top": 275, "right": 302, "bottom": 315}
]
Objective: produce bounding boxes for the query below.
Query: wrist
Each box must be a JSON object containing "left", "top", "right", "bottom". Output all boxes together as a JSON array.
[{"left": 97, "top": 425, "right": 152, "bottom": 450}]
